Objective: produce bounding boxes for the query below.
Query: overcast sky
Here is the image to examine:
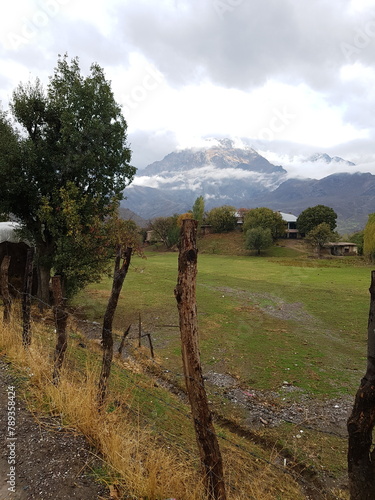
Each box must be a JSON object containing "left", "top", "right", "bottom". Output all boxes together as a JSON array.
[{"left": 1, "top": 0, "right": 375, "bottom": 177}]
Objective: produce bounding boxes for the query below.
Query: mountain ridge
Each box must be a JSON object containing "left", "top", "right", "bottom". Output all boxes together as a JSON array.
[{"left": 122, "top": 142, "right": 373, "bottom": 232}]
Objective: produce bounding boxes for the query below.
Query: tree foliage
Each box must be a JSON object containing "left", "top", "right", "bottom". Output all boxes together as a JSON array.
[
  {"left": 349, "top": 230, "right": 364, "bottom": 256},
  {"left": 149, "top": 215, "right": 179, "bottom": 248},
  {"left": 177, "top": 212, "right": 193, "bottom": 227},
  {"left": 192, "top": 196, "right": 205, "bottom": 227},
  {"left": 0, "top": 55, "right": 135, "bottom": 300},
  {"left": 245, "top": 227, "right": 273, "bottom": 255},
  {"left": 306, "top": 222, "right": 333, "bottom": 257},
  {"left": 206, "top": 205, "right": 237, "bottom": 233},
  {"left": 243, "top": 207, "right": 285, "bottom": 240},
  {"left": 297, "top": 205, "right": 337, "bottom": 235},
  {"left": 364, "top": 213, "right": 375, "bottom": 260}
]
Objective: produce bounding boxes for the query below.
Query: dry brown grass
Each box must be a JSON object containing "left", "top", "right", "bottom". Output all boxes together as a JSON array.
[{"left": 0, "top": 308, "right": 311, "bottom": 499}]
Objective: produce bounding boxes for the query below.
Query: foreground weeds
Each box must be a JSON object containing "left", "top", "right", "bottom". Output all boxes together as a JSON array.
[{"left": 0, "top": 305, "right": 351, "bottom": 499}]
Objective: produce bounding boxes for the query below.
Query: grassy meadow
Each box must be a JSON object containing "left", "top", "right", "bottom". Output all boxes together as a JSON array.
[
  {"left": 73, "top": 233, "right": 372, "bottom": 398},
  {"left": 1, "top": 232, "right": 371, "bottom": 498}
]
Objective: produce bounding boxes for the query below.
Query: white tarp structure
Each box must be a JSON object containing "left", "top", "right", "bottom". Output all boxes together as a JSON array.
[{"left": 0, "top": 222, "right": 29, "bottom": 245}]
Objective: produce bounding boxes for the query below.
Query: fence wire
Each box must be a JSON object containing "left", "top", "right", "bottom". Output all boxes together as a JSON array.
[{"left": 0, "top": 279, "right": 345, "bottom": 499}]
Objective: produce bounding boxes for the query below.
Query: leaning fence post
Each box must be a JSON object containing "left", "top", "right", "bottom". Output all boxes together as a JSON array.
[
  {"left": 174, "top": 219, "right": 226, "bottom": 500},
  {"left": 98, "top": 246, "right": 132, "bottom": 407},
  {"left": 348, "top": 270, "right": 375, "bottom": 499}
]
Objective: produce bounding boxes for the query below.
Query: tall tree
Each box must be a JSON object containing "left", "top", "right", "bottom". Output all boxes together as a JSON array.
[
  {"left": 192, "top": 195, "right": 205, "bottom": 228},
  {"left": 364, "top": 213, "right": 375, "bottom": 261},
  {"left": 245, "top": 227, "right": 273, "bottom": 255},
  {"left": 306, "top": 222, "right": 333, "bottom": 258},
  {"left": 0, "top": 55, "right": 135, "bottom": 302},
  {"left": 243, "top": 207, "right": 285, "bottom": 240},
  {"left": 297, "top": 205, "right": 337, "bottom": 235},
  {"left": 149, "top": 215, "right": 179, "bottom": 248}
]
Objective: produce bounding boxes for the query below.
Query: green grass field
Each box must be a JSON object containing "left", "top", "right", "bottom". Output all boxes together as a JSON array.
[{"left": 73, "top": 234, "right": 372, "bottom": 398}]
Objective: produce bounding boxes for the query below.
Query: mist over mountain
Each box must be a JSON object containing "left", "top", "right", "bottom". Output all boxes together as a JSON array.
[{"left": 122, "top": 140, "right": 374, "bottom": 233}]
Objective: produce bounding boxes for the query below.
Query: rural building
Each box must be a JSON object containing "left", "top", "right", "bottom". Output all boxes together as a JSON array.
[
  {"left": 323, "top": 242, "right": 358, "bottom": 256},
  {"left": 279, "top": 212, "right": 299, "bottom": 239}
]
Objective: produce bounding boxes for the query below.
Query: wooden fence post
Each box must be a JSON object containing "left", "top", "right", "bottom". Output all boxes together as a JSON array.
[
  {"left": 52, "top": 276, "right": 68, "bottom": 385},
  {"left": 98, "top": 246, "right": 132, "bottom": 407},
  {"left": 348, "top": 270, "right": 375, "bottom": 499},
  {"left": 117, "top": 324, "right": 131, "bottom": 357},
  {"left": 22, "top": 247, "right": 34, "bottom": 347},
  {"left": 174, "top": 219, "right": 226, "bottom": 500},
  {"left": 1, "top": 256, "right": 12, "bottom": 323}
]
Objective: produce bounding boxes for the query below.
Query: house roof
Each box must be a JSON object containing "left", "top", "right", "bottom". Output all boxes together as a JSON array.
[
  {"left": 325, "top": 242, "right": 357, "bottom": 247},
  {"left": 279, "top": 212, "right": 297, "bottom": 223}
]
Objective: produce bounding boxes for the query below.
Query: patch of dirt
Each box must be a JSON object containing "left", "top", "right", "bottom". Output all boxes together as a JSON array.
[
  {"left": 204, "top": 370, "right": 352, "bottom": 436},
  {"left": 0, "top": 360, "right": 109, "bottom": 500}
]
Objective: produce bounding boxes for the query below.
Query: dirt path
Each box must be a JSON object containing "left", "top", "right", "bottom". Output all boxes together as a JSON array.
[{"left": 0, "top": 360, "right": 109, "bottom": 500}]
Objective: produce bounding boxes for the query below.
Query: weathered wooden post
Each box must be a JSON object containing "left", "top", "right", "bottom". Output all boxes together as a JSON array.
[
  {"left": 22, "top": 247, "right": 34, "bottom": 347},
  {"left": 348, "top": 270, "right": 375, "bottom": 499},
  {"left": 98, "top": 246, "right": 132, "bottom": 407},
  {"left": 52, "top": 275, "right": 68, "bottom": 384},
  {"left": 174, "top": 219, "right": 226, "bottom": 500},
  {"left": 117, "top": 324, "right": 131, "bottom": 357},
  {"left": 1, "top": 256, "right": 12, "bottom": 323}
]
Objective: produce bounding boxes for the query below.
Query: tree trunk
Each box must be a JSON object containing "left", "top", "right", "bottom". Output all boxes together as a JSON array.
[
  {"left": 174, "top": 219, "right": 226, "bottom": 500},
  {"left": 52, "top": 276, "right": 68, "bottom": 385},
  {"left": 22, "top": 248, "right": 34, "bottom": 347},
  {"left": 35, "top": 238, "right": 55, "bottom": 307},
  {"left": 348, "top": 270, "right": 375, "bottom": 499},
  {"left": 1, "top": 256, "right": 12, "bottom": 323},
  {"left": 98, "top": 246, "right": 132, "bottom": 407}
]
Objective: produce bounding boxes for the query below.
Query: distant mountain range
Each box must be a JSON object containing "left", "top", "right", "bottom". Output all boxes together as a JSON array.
[{"left": 121, "top": 139, "right": 373, "bottom": 233}]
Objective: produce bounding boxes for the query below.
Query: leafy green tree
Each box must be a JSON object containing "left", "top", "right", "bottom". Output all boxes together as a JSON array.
[
  {"left": 349, "top": 231, "right": 364, "bottom": 256},
  {"left": 192, "top": 196, "right": 205, "bottom": 228},
  {"left": 243, "top": 207, "right": 285, "bottom": 240},
  {"left": 306, "top": 222, "right": 333, "bottom": 257},
  {"left": 149, "top": 215, "right": 179, "bottom": 248},
  {"left": 364, "top": 214, "right": 375, "bottom": 261},
  {"left": 297, "top": 205, "right": 337, "bottom": 235},
  {"left": 245, "top": 227, "right": 273, "bottom": 255},
  {"left": 206, "top": 205, "right": 237, "bottom": 233},
  {"left": 0, "top": 55, "right": 135, "bottom": 302}
]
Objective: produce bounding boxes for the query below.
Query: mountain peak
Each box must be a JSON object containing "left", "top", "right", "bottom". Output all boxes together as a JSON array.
[{"left": 305, "top": 152, "right": 355, "bottom": 166}]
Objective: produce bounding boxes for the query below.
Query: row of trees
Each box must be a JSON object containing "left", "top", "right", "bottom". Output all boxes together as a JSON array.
[{"left": 149, "top": 201, "right": 342, "bottom": 256}]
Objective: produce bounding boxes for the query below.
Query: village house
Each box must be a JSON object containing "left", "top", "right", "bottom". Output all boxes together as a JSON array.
[
  {"left": 278, "top": 212, "right": 299, "bottom": 239},
  {"left": 323, "top": 242, "right": 358, "bottom": 256}
]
